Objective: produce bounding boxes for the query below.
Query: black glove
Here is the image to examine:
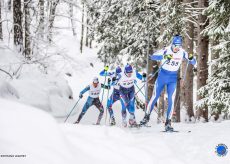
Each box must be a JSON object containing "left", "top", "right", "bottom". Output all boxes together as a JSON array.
[
  {"left": 112, "top": 76, "right": 116, "bottom": 82},
  {"left": 79, "top": 94, "right": 83, "bottom": 99},
  {"left": 108, "top": 78, "right": 111, "bottom": 84},
  {"left": 193, "top": 67, "right": 197, "bottom": 72},
  {"left": 142, "top": 73, "right": 147, "bottom": 78}
]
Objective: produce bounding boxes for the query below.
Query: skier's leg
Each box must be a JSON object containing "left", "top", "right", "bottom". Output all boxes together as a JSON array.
[
  {"left": 120, "top": 92, "right": 129, "bottom": 127},
  {"left": 164, "top": 82, "right": 177, "bottom": 131},
  {"left": 94, "top": 98, "right": 104, "bottom": 124},
  {"left": 107, "top": 90, "right": 119, "bottom": 118},
  {"left": 140, "top": 77, "right": 165, "bottom": 125},
  {"left": 148, "top": 78, "right": 165, "bottom": 114},
  {"left": 107, "top": 94, "right": 115, "bottom": 118},
  {"left": 75, "top": 97, "right": 93, "bottom": 123},
  {"left": 127, "top": 88, "right": 137, "bottom": 126},
  {"left": 166, "top": 82, "right": 177, "bottom": 120}
]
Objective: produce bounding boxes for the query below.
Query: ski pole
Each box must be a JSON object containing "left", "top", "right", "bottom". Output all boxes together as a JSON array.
[
  {"left": 134, "top": 83, "right": 145, "bottom": 98},
  {"left": 105, "top": 78, "right": 111, "bottom": 125},
  {"left": 133, "top": 60, "right": 168, "bottom": 98},
  {"left": 101, "top": 66, "right": 109, "bottom": 102},
  {"left": 174, "top": 61, "right": 189, "bottom": 114},
  {"left": 64, "top": 98, "right": 81, "bottom": 123}
]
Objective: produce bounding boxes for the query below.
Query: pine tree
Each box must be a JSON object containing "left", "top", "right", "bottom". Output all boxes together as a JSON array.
[
  {"left": 198, "top": 0, "right": 230, "bottom": 120},
  {"left": 196, "top": 0, "right": 209, "bottom": 121}
]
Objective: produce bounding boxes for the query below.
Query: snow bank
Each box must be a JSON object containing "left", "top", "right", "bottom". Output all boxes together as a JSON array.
[{"left": 0, "top": 98, "right": 94, "bottom": 164}]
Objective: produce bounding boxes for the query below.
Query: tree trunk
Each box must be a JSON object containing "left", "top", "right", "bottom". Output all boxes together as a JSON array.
[
  {"left": 181, "top": 0, "right": 195, "bottom": 120},
  {"left": 69, "top": 0, "right": 76, "bottom": 36},
  {"left": 197, "top": 0, "right": 209, "bottom": 121},
  {"left": 210, "top": 39, "right": 220, "bottom": 120},
  {"left": 157, "top": 0, "right": 166, "bottom": 121},
  {"left": 38, "top": 0, "right": 45, "bottom": 39},
  {"left": 80, "top": 1, "right": 85, "bottom": 53},
  {"left": 7, "top": 0, "right": 11, "bottom": 11},
  {"left": 85, "top": 10, "right": 89, "bottom": 47},
  {"left": 13, "top": 0, "right": 23, "bottom": 51},
  {"left": 48, "top": 0, "right": 60, "bottom": 43},
  {"left": 0, "top": 0, "right": 2, "bottom": 40},
  {"left": 24, "top": 0, "right": 31, "bottom": 59},
  {"left": 174, "top": 71, "right": 181, "bottom": 122}
]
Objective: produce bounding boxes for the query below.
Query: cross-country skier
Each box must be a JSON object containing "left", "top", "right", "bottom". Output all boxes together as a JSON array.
[
  {"left": 100, "top": 66, "right": 124, "bottom": 126},
  {"left": 140, "top": 35, "right": 196, "bottom": 131},
  {"left": 117, "top": 64, "right": 145, "bottom": 127},
  {"left": 74, "top": 77, "right": 110, "bottom": 125}
]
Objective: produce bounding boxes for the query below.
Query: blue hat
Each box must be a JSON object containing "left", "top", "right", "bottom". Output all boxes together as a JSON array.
[
  {"left": 124, "top": 64, "right": 133, "bottom": 73},
  {"left": 116, "top": 66, "right": 122, "bottom": 74},
  {"left": 172, "top": 35, "right": 182, "bottom": 46}
]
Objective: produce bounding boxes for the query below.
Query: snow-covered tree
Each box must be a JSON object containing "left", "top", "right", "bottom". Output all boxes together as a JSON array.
[
  {"left": 198, "top": 0, "right": 230, "bottom": 120},
  {"left": 87, "top": 0, "right": 160, "bottom": 68},
  {"left": 13, "top": 0, "right": 23, "bottom": 51}
]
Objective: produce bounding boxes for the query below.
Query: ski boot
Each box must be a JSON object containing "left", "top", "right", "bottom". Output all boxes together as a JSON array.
[
  {"left": 165, "top": 119, "right": 174, "bottom": 132},
  {"left": 129, "top": 119, "right": 139, "bottom": 128},
  {"left": 74, "top": 120, "right": 79, "bottom": 124},
  {"left": 122, "top": 119, "right": 127, "bottom": 127},
  {"left": 110, "top": 117, "right": 116, "bottom": 126},
  {"left": 140, "top": 113, "right": 150, "bottom": 126}
]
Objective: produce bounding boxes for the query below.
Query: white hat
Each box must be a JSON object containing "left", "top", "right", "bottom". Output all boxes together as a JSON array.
[{"left": 93, "top": 77, "right": 99, "bottom": 83}]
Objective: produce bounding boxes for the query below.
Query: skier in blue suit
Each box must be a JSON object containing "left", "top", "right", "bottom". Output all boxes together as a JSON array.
[
  {"left": 100, "top": 66, "right": 124, "bottom": 126},
  {"left": 117, "top": 64, "right": 145, "bottom": 127},
  {"left": 74, "top": 77, "right": 110, "bottom": 125},
  {"left": 140, "top": 35, "right": 196, "bottom": 131}
]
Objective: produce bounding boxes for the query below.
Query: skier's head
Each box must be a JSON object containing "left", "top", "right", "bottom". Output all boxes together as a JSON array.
[
  {"left": 116, "top": 66, "right": 122, "bottom": 74},
  {"left": 171, "top": 35, "right": 182, "bottom": 53},
  {"left": 124, "top": 64, "right": 133, "bottom": 77},
  {"left": 92, "top": 77, "right": 99, "bottom": 87}
]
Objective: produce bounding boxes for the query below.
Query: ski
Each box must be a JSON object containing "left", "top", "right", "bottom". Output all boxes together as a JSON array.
[{"left": 161, "top": 130, "right": 179, "bottom": 133}]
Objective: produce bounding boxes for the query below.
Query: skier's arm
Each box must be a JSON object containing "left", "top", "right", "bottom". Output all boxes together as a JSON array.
[
  {"left": 79, "top": 85, "right": 90, "bottom": 98},
  {"left": 99, "top": 70, "right": 113, "bottom": 77},
  {"left": 150, "top": 49, "right": 165, "bottom": 61},
  {"left": 101, "top": 83, "right": 110, "bottom": 90},
  {"left": 183, "top": 51, "right": 196, "bottom": 65},
  {"left": 80, "top": 85, "right": 90, "bottom": 95}
]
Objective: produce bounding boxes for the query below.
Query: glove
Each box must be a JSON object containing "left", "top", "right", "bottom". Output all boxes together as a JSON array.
[
  {"left": 164, "top": 54, "right": 173, "bottom": 60},
  {"left": 79, "top": 94, "right": 83, "bottom": 99},
  {"left": 188, "top": 54, "right": 193, "bottom": 60},
  {"left": 104, "top": 66, "right": 109, "bottom": 71},
  {"left": 112, "top": 76, "right": 116, "bottom": 82},
  {"left": 108, "top": 78, "right": 111, "bottom": 84},
  {"left": 193, "top": 67, "right": 197, "bottom": 72},
  {"left": 142, "top": 73, "right": 147, "bottom": 78}
]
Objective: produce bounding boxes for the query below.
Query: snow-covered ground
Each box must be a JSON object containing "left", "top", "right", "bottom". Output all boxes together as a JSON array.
[{"left": 0, "top": 98, "right": 229, "bottom": 164}]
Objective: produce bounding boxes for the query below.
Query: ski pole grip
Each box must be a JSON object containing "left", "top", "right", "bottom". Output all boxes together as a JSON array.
[
  {"left": 108, "top": 78, "right": 111, "bottom": 84},
  {"left": 104, "top": 66, "right": 109, "bottom": 71}
]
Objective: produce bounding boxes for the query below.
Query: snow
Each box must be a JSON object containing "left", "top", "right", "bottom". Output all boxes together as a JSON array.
[{"left": 1, "top": 98, "right": 229, "bottom": 164}]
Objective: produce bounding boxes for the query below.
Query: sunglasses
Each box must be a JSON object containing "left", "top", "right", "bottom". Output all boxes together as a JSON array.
[{"left": 172, "top": 44, "right": 182, "bottom": 48}]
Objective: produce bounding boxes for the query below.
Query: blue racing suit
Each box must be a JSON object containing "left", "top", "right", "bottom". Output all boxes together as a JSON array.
[
  {"left": 147, "top": 46, "right": 196, "bottom": 120},
  {"left": 117, "top": 71, "right": 143, "bottom": 121}
]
